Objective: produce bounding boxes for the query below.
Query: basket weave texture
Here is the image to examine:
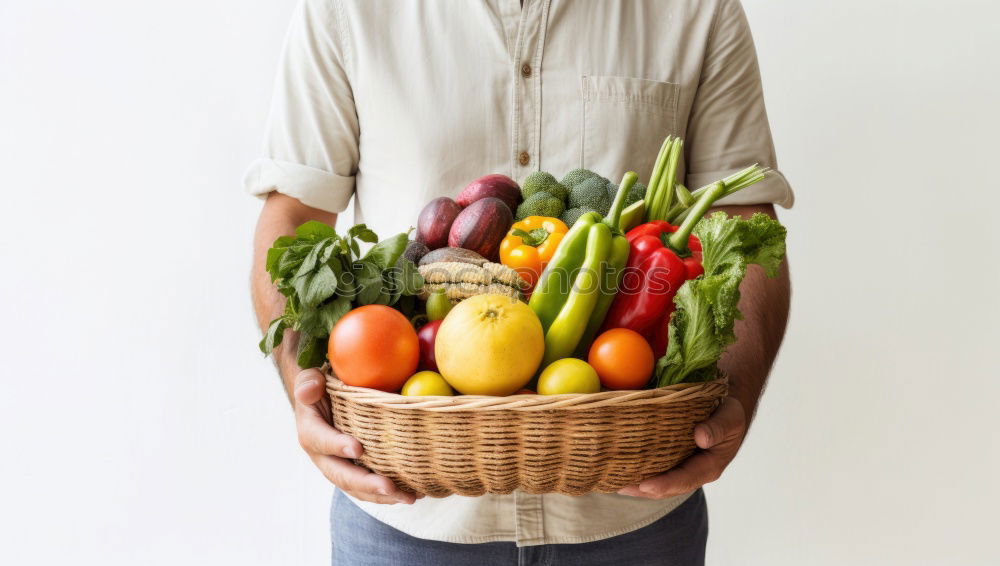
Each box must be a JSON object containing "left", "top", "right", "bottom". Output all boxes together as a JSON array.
[{"left": 326, "top": 373, "right": 728, "bottom": 497}]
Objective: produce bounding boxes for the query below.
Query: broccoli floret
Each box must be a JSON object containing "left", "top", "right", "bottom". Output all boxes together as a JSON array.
[
  {"left": 605, "top": 180, "right": 618, "bottom": 200},
  {"left": 560, "top": 168, "right": 600, "bottom": 188},
  {"left": 516, "top": 190, "right": 566, "bottom": 220},
  {"left": 560, "top": 207, "right": 590, "bottom": 228},
  {"left": 567, "top": 177, "right": 612, "bottom": 215},
  {"left": 521, "top": 171, "right": 569, "bottom": 202},
  {"left": 607, "top": 180, "right": 648, "bottom": 207}
]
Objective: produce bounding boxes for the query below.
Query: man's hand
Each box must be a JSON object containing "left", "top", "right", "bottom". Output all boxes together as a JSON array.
[
  {"left": 293, "top": 368, "right": 417, "bottom": 505},
  {"left": 617, "top": 397, "right": 747, "bottom": 499}
]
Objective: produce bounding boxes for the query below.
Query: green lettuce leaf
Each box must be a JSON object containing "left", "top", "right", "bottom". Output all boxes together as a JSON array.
[{"left": 656, "top": 212, "right": 787, "bottom": 386}]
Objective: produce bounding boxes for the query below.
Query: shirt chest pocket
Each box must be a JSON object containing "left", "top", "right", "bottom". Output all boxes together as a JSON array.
[{"left": 581, "top": 76, "right": 681, "bottom": 183}]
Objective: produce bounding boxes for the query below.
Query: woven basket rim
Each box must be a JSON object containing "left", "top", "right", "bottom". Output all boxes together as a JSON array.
[{"left": 326, "top": 372, "right": 728, "bottom": 412}]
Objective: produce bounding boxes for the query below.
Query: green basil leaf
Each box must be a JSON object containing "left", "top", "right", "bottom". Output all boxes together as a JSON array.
[
  {"left": 392, "top": 259, "right": 424, "bottom": 296},
  {"left": 354, "top": 261, "right": 385, "bottom": 305},
  {"left": 319, "top": 237, "right": 342, "bottom": 264},
  {"left": 318, "top": 297, "right": 352, "bottom": 332},
  {"left": 296, "top": 332, "right": 327, "bottom": 369},
  {"left": 348, "top": 224, "right": 379, "bottom": 244},
  {"left": 363, "top": 232, "right": 409, "bottom": 269},
  {"left": 259, "top": 317, "right": 287, "bottom": 355},
  {"left": 335, "top": 258, "right": 359, "bottom": 300},
  {"left": 395, "top": 294, "right": 417, "bottom": 317},
  {"left": 277, "top": 249, "right": 303, "bottom": 276},
  {"left": 383, "top": 270, "right": 403, "bottom": 305},
  {"left": 295, "top": 237, "right": 334, "bottom": 278},
  {"left": 296, "top": 308, "right": 324, "bottom": 337},
  {"left": 295, "top": 221, "right": 336, "bottom": 241},
  {"left": 272, "top": 235, "right": 295, "bottom": 248},
  {"left": 298, "top": 264, "right": 339, "bottom": 307},
  {"left": 265, "top": 247, "right": 287, "bottom": 279}
]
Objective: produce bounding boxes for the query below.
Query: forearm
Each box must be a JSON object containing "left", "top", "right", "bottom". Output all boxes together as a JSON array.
[
  {"left": 718, "top": 258, "right": 790, "bottom": 420},
  {"left": 710, "top": 204, "right": 791, "bottom": 422},
  {"left": 251, "top": 192, "right": 337, "bottom": 400}
]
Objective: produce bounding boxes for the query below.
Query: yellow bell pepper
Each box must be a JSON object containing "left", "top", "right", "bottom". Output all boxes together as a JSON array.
[{"left": 499, "top": 216, "right": 569, "bottom": 291}]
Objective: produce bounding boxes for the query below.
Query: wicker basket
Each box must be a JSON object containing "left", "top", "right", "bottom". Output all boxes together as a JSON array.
[{"left": 326, "top": 373, "right": 727, "bottom": 497}]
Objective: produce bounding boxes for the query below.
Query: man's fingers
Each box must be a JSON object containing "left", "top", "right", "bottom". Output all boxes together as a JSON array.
[
  {"left": 694, "top": 397, "right": 745, "bottom": 449},
  {"left": 297, "top": 408, "right": 363, "bottom": 459},
  {"left": 313, "top": 455, "right": 417, "bottom": 504},
  {"left": 619, "top": 452, "right": 723, "bottom": 499},
  {"left": 293, "top": 368, "right": 326, "bottom": 406},
  {"left": 618, "top": 398, "right": 748, "bottom": 500},
  {"left": 291, "top": 369, "right": 411, "bottom": 505}
]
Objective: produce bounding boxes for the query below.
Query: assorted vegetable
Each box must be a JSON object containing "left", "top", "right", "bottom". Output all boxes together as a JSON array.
[
  {"left": 259, "top": 222, "right": 423, "bottom": 368},
  {"left": 513, "top": 168, "right": 647, "bottom": 227},
  {"left": 424, "top": 288, "right": 452, "bottom": 321},
  {"left": 417, "top": 261, "right": 525, "bottom": 303},
  {"left": 499, "top": 216, "right": 569, "bottom": 290},
  {"left": 416, "top": 319, "right": 442, "bottom": 372},
  {"left": 529, "top": 172, "right": 636, "bottom": 365},
  {"left": 260, "top": 132, "right": 786, "bottom": 400},
  {"left": 448, "top": 197, "right": 513, "bottom": 260},
  {"left": 588, "top": 328, "right": 655, "bottom": 391},
  {"left": 327, "top": 305, "right": 420, "bottom": 392},
  {"left": 602, "top": 182, "right": 728, "bottom": 357}
]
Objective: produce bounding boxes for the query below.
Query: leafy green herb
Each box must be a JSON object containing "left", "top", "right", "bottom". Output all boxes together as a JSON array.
[
  {"left": 655, "top": 212, "right": 786, "bottom": 386},
  {"left": 258, "top": 223, "right": 424, "bottom": 366}
]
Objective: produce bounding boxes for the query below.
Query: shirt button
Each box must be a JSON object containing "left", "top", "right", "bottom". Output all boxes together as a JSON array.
[
  {"left": 521, "top": 63, "right": 532, "bottom": 78},
  {"left": 518, "top": 151, "right": 530, "bottom": 166}
]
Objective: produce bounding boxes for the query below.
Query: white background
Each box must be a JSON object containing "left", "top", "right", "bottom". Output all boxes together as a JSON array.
[{"left": 1, "top": 1, "right": 998, "bottom": 564}]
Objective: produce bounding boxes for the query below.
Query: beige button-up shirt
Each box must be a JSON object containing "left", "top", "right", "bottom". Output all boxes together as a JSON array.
[{"left": 246, "top": 0, "right": 793, "bottom": 547}]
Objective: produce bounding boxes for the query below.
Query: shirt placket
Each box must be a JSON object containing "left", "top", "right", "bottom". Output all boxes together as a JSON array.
[{"left": 508, "top": 0, "right": 550, "bottom": 180}]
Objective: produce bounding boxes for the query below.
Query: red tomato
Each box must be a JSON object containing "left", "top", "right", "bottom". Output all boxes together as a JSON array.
[
  {"left": 588, "top": 328, "right": 654, "bottom": 390},
  {"left": 328, "top": 305, "right": 419, "bottom": 392},
  {"left": 417, "top": 320, "right": 442, "bottom": 372}
]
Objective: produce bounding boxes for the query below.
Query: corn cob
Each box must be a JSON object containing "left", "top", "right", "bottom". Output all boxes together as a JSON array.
[{"left": 417, "top": 261, "right": 527, "bottom": 304}]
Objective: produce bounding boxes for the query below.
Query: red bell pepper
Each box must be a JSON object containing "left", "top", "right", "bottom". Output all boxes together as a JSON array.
[
  {"left": 602, "top": 182, "right": 726, "bottom": 357},
  {"left": 601, "top": 221, "right": 702, "bottom": 348}
]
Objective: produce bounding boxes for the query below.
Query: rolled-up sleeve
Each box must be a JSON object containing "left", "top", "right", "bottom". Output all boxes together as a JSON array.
[
  {"left": 684, "top": 0, "right": 794, "bottom": 208},
  {"left": 243, "top": 0, "right": 358, "bottom": 213}
]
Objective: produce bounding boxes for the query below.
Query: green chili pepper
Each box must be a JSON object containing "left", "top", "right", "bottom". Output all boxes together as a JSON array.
[
  {"left": 573, "top": 234, "right": 630, "bottom": 357},
  {"left": 528, "top": 211, "right": 600, "bottom": 331},
  {"left": 541, "top": 222, "right": 612, "bottom": 366},
  {"left": 532, "top": 171, "right": 638, "bottom": 365}
]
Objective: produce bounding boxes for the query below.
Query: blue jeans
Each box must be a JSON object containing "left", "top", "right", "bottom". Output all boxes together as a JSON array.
[{"left": 330, "top": 489, "right": 708, "bottom": 565}]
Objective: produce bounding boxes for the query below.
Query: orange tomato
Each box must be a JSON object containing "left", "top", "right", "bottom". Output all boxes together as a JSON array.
[
  {"left": 587, "top": 328, "right": 654, "bottom": 390},
  {"left": 328, "top": 305, "right": 419, "bottom": 392}
]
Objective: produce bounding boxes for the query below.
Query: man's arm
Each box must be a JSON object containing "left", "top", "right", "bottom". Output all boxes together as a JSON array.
[
  {"left": 715, "top": 204, "right": 791, "bottom": 420},
  {"left": 252, "top": 192, "right": 416, "bottom": 505},
  {"left": 619, "top": 203, "right": 790, "bottom": 499}
]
